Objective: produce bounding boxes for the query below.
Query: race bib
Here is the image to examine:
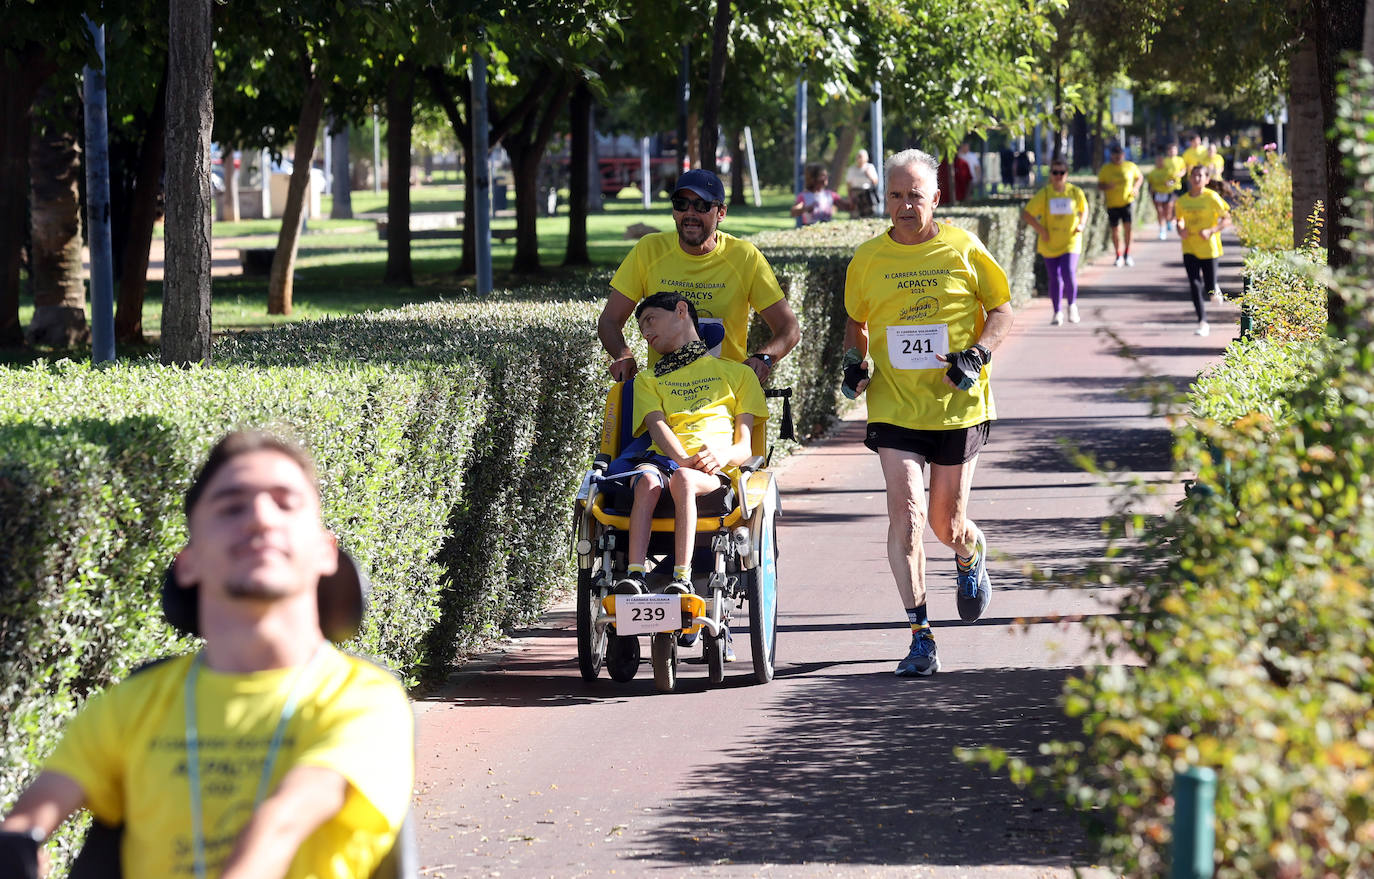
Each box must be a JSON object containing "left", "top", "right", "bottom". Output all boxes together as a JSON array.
[
  {"left": 887, "top": 324, "right": 948, "bottom": 370},
  {"left": 699, "top": 317, "right": 724, "bottom": 357},
  {"left": 1049, "top": 197, "right": 1074, "bottom": 215}
]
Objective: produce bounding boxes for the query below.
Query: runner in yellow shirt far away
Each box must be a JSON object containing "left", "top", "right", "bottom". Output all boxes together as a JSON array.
[
  {"left": 1096, "top": 144, "right": 1144, "bottom": 267},
  {"left": 1175, "top": 164, "right": 1232, "bottom": 337},
  {"left": 1021, "top": 158, "right": 1088, "bottom": 325},
  {"left": 1146, "top": 153, "right": 1182, "bottom": 241}
]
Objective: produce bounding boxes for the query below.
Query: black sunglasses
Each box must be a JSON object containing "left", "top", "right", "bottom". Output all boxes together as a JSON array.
[
  {"left": 1051, "top": 169, "right": 1067, "bottom": 175},
  {"left": 671, "top": 195, "right": 719, "bottom": 213}
]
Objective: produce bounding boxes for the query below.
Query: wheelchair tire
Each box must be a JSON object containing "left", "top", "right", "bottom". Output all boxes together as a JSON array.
[
  {"left": 650, "top": 632, "right": 678, "bottom": 693},
  {"left": 704, "top": 631, "right": 726, "bottom": 684},
  {"left": 576, "top": 566, "right": 607, "bottom": 681},
  {"left": 748, "top": 511, "right": 779, "bottom": 684},
  {"left": 606, "top": 632, "right": 640, "bottom": 683}
]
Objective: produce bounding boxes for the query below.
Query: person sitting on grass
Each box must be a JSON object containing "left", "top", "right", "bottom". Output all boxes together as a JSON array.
[{"left": 613, "top": 290, "right": 767, "bottom": 597}]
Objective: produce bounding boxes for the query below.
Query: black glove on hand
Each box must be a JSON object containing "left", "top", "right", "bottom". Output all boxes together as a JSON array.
[
  {"left": 841, "top": 348, "right": 869, "bottom": 399},
  {"left": 944, "top": 344, "right": 990, "bottom": 391}
]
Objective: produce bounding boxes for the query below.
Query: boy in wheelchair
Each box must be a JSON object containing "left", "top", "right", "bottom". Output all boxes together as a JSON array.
[{"left": 608, "top": 290, "right": 768, "bottom": 598}]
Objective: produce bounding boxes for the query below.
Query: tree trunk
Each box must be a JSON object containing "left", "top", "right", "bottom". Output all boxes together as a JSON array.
[
  {"left": 384, "top": 62, "right": 414, "bottom": 286},
  {"left": 829, "top": 123, "right": 856, "bottom": 184},
  {"left": 267, "top": 71, "right": 325, "bottom": 315},
  {"left": 330, "top": 120, "right": 352, "bottom": 219},
  {"left": 729, "top": 129, "right": 745, "bottom": 206},
  {"left": 116, "top": 70, "right": 168, "bottom": 345},
  {"left": 563, "top": 82, "right": 591, "bottom": 267},
  {"left": 27, "top": 88, "right": 89, "bottom": 347},
  {"left": 1313, "top": 0, "right": 1366, "bottom": 284},
  {"left": 422, "top": 66, "right": 474, "bottom": 275},
  {"left": 162, "top": 0, "right": 213, "bottom": 366},
  {"left": 220, "top": 147, "right": 240, "bottom": 222},
  {"left": 698, "top": 0, "right": 730, "bottom": 174},
  {"left": 1290, "top": 31, "right": 1326, "bottom": 251},
  {"left": 504, "top": 73, "right": 573, "bottom": 274},
  {"left": 0, "top": 43, "right": 57, "bottom": 347}
]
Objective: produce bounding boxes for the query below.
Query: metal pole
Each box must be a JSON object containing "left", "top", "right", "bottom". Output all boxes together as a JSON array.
[
  {"left": 372, "top": 106, "right": 382, "bottom": 194},
  {"left": 794, "top": 74, "right": 807, "bottom": 196},
  {"left": 1171, "top": 767, "right": 1217, "bottom": 879},
  {"left": 83, "top": 16, "right": 115, "bottom": 364},
  {"left": 744, "top": 126, "right": 761, "bottom": 207},
  {"left": 871, "top": 81, "right": 884, "bottom": 191},
  {"left": 677, "top": 44, "right": 690, "bottom": 173},
  {"left": 472, "top": 50, "right": 492, "bottom": 295},
  {"left": 640, "top": 135, "right": 651, "bottom": 209}
]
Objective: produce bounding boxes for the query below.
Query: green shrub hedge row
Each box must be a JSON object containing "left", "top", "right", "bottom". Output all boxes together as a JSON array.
[{"left": 1240, "top": 248, "right": 1328, "bottom": 342}]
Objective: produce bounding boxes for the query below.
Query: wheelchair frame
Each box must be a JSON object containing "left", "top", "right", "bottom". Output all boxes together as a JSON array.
[{"left": 572, "top": 380, "right": 783, "bottom": 693}]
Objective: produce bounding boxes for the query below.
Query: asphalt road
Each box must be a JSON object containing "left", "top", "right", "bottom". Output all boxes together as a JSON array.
[{"left": 410, "top": 227, "right": 1243, "bottom": 878}]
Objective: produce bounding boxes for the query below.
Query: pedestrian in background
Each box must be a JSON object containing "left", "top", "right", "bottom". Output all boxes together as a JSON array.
[
  {"left": 792, "top": 162, "right": 851, "bottom": 226},
  {"left": 1175, "top": 164, "right": 1232, "bottom": 337},
  {"left": 845, "top": 149, "right": 881, "bottom": 218},
  {"left": 1097, "top": 144, "right": 1143, "bottom": 267},
  {"left": 1021, "top": 158, "right": 1088, "bottom": 326},
  {"left": 1145, "top": 152, "right": 1181, "bottom": 240}
]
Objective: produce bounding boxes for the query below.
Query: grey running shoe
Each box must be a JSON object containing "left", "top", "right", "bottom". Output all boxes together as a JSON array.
[
  {"left": 612, "top": 573, "right": 645, "bottom": 595},
  {"left": 954, "top": 529, "right": 992, "bottom": 622},
  {"left": 895, "top": 628, "right": 940, "bottom": 676}
]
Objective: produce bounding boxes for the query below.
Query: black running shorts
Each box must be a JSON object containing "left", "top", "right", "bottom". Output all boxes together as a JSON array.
[
  {"left": 864, "top": 421, "right": 991, "bottom": 466},
  {"left": 1106, "top": 205, "right": 1133, "bottom": 226}
]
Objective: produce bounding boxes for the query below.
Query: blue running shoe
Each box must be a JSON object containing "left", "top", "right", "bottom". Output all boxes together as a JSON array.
[
  {"left": 955, "top": 529, "right": 991, "bottom": 621},
  {"left": 895, "top": 628, "right": 940, "bottom": 676}
]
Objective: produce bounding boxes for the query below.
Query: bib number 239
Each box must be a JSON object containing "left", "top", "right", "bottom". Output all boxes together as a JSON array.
[{"left": 887, "top": 324, "right": 948, "bottom": 370}]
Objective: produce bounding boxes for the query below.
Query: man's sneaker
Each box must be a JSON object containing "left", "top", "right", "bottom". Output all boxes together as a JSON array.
[
  {"left": 1051, "top": 310, "right": 1064, "bottom": 326},
  {"left": 954, "top": 529, "right": 992, "bottom": 622},
  {"left": 895, "top": 628, "right": 940, "bottom": 677},
  {"left": 612, "top": 573, "right": 646, "bottom": 595},
  {"left": 1067, "top": 304, "right": 1081, "bottom": 324},
  {"left": 1195, "top": 321, "right": 1210, "bottom": 337},
  {"left": 1158, "top": 227, "right": 1168, "bottom": 240},
  {"left": 1113, "top": 255, "right": 1124, "bottom": 267},
  {"left": 1124, "top": 254, "right": 1135, "bottom": 267}
]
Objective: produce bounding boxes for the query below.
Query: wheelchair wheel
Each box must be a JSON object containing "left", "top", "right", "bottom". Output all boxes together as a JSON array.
[
  {"left": 704, "top": 631, "right": 726, "bottom": 684},
  {"left": 576, "top": 566, "right": 608, "bottom": 681},
  {"left": 748, "top": 512, "right": 779, "bottom": 684},
  {"left": 606, "top": 632, "right": 640, "bottom": 682},
  {"left": 650, "top": 632, "right": 678, "bottom": 693}
]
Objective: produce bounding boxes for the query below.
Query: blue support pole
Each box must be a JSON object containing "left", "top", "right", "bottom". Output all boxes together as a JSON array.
[
  {"left": 871, "top": 80, "right": 884, "bottom": 191},
  {"left": 83, "top": 16, "right": 115, "bottom": 363},
  {"left": 471, "top": 48, "right": 492, "bottom": 296},
  {"left": 794, "top": 74, "right": 807, "bottom": 197},
  {"left": 1171, "top": 767, "right": 1217, "bottom": 879}
]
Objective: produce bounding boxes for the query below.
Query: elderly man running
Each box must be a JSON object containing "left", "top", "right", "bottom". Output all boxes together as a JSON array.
[{"left": 840, "top": 148, "right": 1014, "bottom": 676}]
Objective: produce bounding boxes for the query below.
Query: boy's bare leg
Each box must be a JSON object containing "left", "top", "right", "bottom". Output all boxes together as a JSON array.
[
  {"left": 628, "top": 465, "right": 665, "bottom": 567},
  {"left": 668, "top": 468, "right": 723, "bottom": 573}
]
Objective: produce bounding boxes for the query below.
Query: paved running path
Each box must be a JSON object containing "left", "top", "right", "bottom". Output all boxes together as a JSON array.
[{"left": 409, "top": 227, "right": 1243, "bottom": 878}]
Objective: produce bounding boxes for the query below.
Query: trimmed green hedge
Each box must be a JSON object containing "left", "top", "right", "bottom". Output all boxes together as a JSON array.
[{"left": 1241, "top": 249, "right": 1328, "bottom": 342}]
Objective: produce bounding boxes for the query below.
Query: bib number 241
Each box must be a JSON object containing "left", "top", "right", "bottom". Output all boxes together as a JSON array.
[{"left": 887, "top": 324, "right": 948, "bottom": 370}]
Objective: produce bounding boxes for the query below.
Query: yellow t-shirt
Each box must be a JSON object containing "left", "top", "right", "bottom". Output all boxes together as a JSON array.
[
  {"left": 1206, "top": 153, "right": 1226, "bottom": 178},
  {"left": 843, "top": 222, "right": 1010, "bottom": 430},
  {"left": 1182, "top": 146, "right": 1207, "bottom": 171},
  {"left": 1146, "top": 167, "right": 1179, "bottom": 194},
  {"left": 633, "top": 355, "right": 767, "bottom": 471},
  {"left": 1097, "top": 161, "right": 1143, "bottom": 208},
  {"left": 1176, "top": 189, "right": 1230, "bottom": 259},
  {"left": 1164, "top": 155, "right": 1188, "bottom": 182},
  {"left": 1023, "top": 183, "right": 1088, "bottom": 257},
  {"left": 610, "top": 230, "right": 786, "bottom": 364},
  {"left": 46, "top": 649, "right": 413, "bottom": 879}
]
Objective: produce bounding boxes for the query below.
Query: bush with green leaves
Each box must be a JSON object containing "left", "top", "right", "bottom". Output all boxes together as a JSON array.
[
  {"left": 968, "top": 61, "right": 1374, "bottom": 876},
  {"left": 1231, "top": 152, "right": 1295, "bottom": 251}
]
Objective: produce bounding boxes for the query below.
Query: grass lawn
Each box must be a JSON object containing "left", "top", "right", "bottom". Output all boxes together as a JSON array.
[{"left": 13, "top": 184, "right": 800, "bottom": 353}]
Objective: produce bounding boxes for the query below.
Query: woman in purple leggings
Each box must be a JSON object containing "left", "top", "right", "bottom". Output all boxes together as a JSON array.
[{"left": 1021, "top": 159, "right": 1089, "bottom": 325}]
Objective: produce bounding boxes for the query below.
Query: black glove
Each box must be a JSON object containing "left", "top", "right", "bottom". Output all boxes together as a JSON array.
[
  {"left": 944, "top": 344, "right": 991, "bottom": 391},
  {"left": 841, "top": 348, "right": 869, "bottom": 399}
]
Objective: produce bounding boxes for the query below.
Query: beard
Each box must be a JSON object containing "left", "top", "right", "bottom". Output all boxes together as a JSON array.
[{"left": 676, "top": 216, "right": 712, "bottom": 248}]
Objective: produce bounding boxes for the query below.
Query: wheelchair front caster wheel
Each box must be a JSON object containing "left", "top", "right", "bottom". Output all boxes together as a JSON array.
[
  {"left": 607, "top": 632, "right": 640, "bottom": 682},
  {"left": 650, "top": 632, "right": 678, "bottom": 692}
]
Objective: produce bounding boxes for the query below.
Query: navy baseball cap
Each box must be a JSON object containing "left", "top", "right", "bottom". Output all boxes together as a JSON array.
[{"left": 674, "top": 169, "right": 725, "bottom": 204}]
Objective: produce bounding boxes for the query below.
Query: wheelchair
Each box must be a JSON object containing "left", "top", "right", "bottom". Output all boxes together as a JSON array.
[{"left": 572, "top": 372, "right": 788, "bottom": 694}]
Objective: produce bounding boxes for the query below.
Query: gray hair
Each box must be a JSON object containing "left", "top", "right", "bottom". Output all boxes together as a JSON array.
[{"left": 885, "top": 148, "right": 939, "bottom": 191}]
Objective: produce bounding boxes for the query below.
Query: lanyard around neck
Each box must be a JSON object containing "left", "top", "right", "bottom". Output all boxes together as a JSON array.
[{"left": 184, "top": 644, "right": 327, "bottom": 879}]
